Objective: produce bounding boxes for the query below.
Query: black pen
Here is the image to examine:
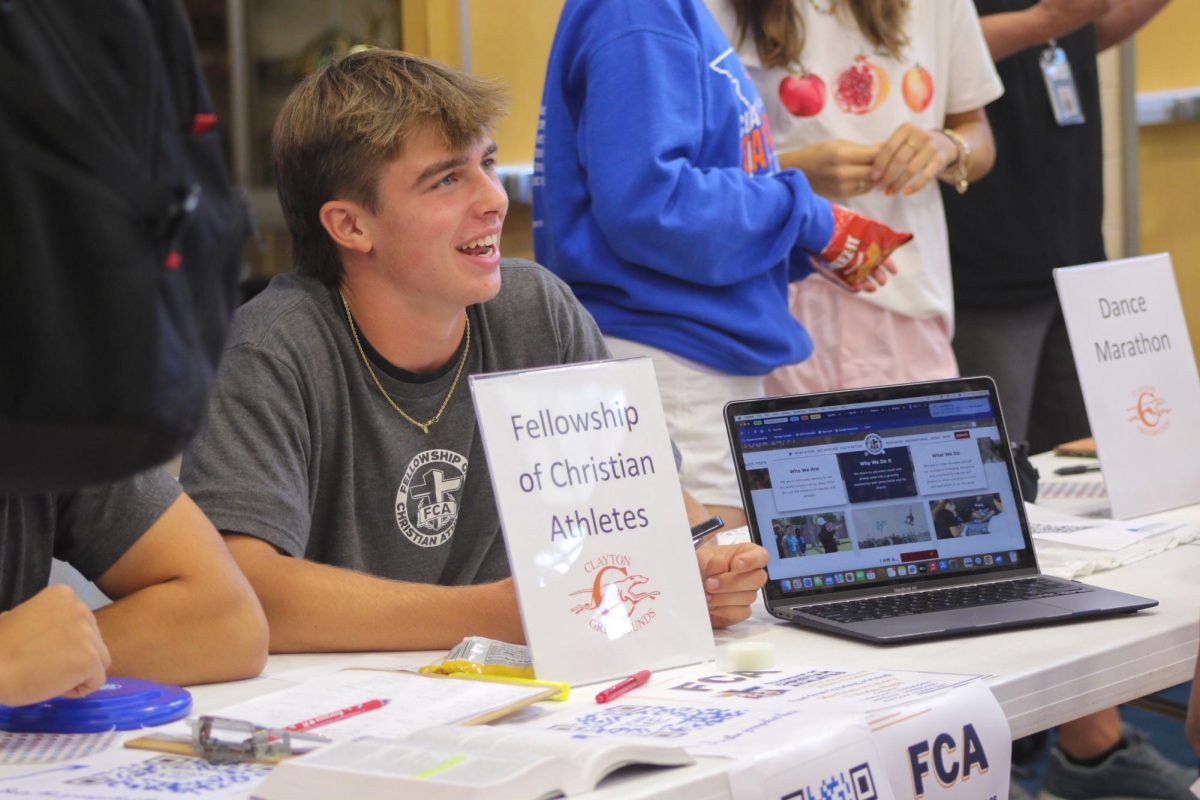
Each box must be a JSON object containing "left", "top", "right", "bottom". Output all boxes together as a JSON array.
[
  {"left": 690, "top": 516, "right": 724, "bottom": 548},
  {"left": 1054, "top": 464, "right": 1102, "bottom": 476}
]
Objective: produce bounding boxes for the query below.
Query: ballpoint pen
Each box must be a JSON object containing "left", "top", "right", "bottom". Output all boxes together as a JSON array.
[
  {"left": 595, "top": 670, "right": 651, "bottom": 704},
  {"left": 1054, "top": 464, "right": 1101, "bottom": 476},
  {"left": 691, "top": 516, "right": 724, "bottom": 549},
  {"left": 285, "top": 698, "right": 389, "bottom": 732}
]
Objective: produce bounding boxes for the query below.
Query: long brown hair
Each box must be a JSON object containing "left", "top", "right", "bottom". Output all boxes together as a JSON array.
[{"left": 729, "top": 0, "right": 911, "bottom": 70}]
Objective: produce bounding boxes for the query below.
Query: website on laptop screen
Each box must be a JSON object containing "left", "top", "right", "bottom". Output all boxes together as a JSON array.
[{"left": 731, "top": 389, "right": 1030, "bottom": 599}]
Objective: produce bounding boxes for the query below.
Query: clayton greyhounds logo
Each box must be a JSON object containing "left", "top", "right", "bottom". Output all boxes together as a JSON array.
[
  {"left": 395, "top": 449, "right": 468, "bottom": 547},
  {"left": 570, "top": 556, "right": 660, "bottom": 635},
  {"left": 1125, "top": 384, "right": 1171, "bottom": 436}
]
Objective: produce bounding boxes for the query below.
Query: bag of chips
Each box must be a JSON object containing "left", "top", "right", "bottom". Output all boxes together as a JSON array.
[
  {"left": 813, "top": 204, "right": 912, "bottom": 290},
  {"left": 420, "top": 637, "right": 535, "bottom": 679}
]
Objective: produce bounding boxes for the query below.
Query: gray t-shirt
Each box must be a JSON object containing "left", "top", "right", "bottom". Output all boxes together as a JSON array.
[
  {"left": 0, "top": 470, "right": 181, "bottom": 610},
  {"left": 181, "top": 260, "right": 609, "bottom": 586}
]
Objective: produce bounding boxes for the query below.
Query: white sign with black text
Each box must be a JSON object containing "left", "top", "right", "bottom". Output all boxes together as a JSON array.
[
  {"left": 1054, "top": 254, "right": 1200, "bottom": 518},
  {"left": 469, "top": 358, "right": 713, "bottom": 686}
]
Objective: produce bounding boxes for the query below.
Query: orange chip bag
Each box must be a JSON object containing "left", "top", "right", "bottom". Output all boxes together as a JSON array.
[{"left": 813, "top": 204, "right": 912, "bottom": 289}]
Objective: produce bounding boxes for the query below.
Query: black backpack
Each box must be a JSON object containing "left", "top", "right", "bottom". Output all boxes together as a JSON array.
[{"left": 0, "top": 0, "right": 248, "bottom": 492}]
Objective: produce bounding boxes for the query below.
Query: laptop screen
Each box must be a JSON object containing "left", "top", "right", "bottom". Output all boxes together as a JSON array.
[{"left": 725, "top": 379, "right": 1037, "bottom": 603}]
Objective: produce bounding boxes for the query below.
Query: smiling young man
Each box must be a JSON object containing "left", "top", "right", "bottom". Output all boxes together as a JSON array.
[{"left": 180, "top": 49, "right": 767, "bottom": 653}]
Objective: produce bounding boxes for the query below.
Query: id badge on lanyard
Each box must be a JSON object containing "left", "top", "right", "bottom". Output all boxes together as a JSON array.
[{"left": 1040, "top": 40, "right": 1085, "bottom": 126}]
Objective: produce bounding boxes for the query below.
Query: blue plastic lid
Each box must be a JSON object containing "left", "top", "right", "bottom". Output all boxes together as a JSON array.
[{"left": 0, "top": 677, "right": 192, "bottom": 733}]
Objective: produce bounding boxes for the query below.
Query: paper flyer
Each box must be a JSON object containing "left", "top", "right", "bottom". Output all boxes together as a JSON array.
[
  {"left": 469, "top": 358, "right": 714, "bottom": 686},
  {"left": 868, "top": 682, "right": 1011, "bottom": 800},
  {"left": 725, "top": 719, "right": 894, "bottom": 800},
  {"left": 513, "top": 665, "right": 989, "bottom": 759},
  {"left": 0, "top": 749, "right": 269, "bottom": 800},
  {"left": 512, "top": 666, "right": 1008, "bottom": 799}
]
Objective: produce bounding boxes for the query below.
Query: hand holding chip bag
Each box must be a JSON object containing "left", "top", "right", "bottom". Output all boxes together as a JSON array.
[{"left": 812, "top": 204, "right": 912, "bottom": 292}]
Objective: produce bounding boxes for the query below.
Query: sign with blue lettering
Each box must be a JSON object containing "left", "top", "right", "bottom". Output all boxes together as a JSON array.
[{"left": 469, "top": 358, "right": 713, "bottom": 686}]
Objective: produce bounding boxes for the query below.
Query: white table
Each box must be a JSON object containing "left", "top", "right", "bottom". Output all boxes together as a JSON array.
[{"left": 6, "top": 453, "right": 1197, "bottom": 798}]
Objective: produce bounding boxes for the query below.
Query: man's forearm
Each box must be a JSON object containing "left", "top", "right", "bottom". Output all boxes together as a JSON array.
[
  {"left": 92, "top": 493, "right": 269, "bottom": 686},
  {"left": 95, "top": 575, "right": 267, "bottom": 685},
  {"left": 226, "top": 537, "right": 524, "bottom": 652},
  {"left": 980, "top": 4, "right": 1109, "bottom": 62},
  {"left": 1094, "top": 0, "right": 1170, "bottom": 52},
  {"left": 980, "top": 7, "right": 1059, "bottom": 61}
]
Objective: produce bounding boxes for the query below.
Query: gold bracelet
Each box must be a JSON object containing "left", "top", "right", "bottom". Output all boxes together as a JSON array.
[{"left": 939, "top": 128, "right": 971, "bottom": 194}]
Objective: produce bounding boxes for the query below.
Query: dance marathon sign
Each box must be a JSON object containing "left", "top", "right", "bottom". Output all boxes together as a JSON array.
[
  {"left": 1055, "top": 254, "right": 1200, "bottom": 518},
  {"left": 470, "top": 358, "right": 713, "bottom": 685}
]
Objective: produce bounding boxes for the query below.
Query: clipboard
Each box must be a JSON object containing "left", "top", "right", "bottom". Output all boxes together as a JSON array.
[{"left": 124, "top": 670, "right": 557, "bottom": 764}]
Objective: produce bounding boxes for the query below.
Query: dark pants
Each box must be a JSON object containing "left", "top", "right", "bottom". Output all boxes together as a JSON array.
[{"left": 953, "top": 298, "right": 1090, "bottom": 455}]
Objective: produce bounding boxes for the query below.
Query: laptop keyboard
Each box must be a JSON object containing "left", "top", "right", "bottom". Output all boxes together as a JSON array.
[{"left": 799, "top": 577, "right": 1091, "bottom": 624}]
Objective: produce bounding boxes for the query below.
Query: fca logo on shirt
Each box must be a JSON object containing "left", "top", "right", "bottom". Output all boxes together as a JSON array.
[{"left": 396, "top": 449, "right": 469, "bottom": 547}]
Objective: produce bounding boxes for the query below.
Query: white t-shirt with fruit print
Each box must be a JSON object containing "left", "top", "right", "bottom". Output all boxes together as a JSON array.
[{"left": 707, "top": 0, "right": 1002, "bottom": 326}]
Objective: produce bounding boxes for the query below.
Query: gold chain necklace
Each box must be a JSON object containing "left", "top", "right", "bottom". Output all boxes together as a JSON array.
[{"left": 339, "top": 291, "right": 472, "bottom": 435}]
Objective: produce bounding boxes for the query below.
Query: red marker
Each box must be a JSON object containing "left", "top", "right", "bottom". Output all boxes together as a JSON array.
[
  {"left": 285, "top": 698, "right": 389, "bottom": 732},
  {"left": 595, "top": 670, "right": 652, "bottom": 704}
]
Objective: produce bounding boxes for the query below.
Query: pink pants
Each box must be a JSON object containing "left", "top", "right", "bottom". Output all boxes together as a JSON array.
[{"left": 766, "top": 276, "right": 958, "bottom": 396}]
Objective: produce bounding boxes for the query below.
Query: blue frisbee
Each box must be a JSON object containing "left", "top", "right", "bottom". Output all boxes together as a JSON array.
[{"left": 0, "top": 677, "right": 192, "bottom": 733}]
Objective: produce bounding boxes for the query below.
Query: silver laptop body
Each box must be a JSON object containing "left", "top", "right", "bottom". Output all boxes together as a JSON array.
[{"left": 724, "top": 377, "right": 1157, "bottom": 644}]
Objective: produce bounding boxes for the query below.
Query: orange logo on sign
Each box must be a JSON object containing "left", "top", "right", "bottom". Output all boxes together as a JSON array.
[
  {"left": 570, "top": 561, "right": 660, "bottom": 635},
  {"left": 1125, "top": 385, "right": 1171, "bottom": 436}
]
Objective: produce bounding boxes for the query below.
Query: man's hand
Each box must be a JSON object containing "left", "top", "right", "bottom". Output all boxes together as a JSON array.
[
  {"left": 696, "top": 543, "right": 768, "bottom": 628},
  {"left": 0, "top": 585, "right": 110, "bottom": 706}
]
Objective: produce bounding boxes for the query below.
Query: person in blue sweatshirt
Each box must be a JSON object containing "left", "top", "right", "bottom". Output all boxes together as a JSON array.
[{"left": 534, "top": 0, "right": 908, "bottom": 529}]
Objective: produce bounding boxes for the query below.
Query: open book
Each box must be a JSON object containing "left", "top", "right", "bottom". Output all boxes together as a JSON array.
[{"left": 254, "top": 724, "right": 694, "bottom": 800}]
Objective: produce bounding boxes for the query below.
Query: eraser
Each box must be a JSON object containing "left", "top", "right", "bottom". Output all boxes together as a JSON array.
[{"left": 723, "top": 641, "right": 775, "bottom": 671}]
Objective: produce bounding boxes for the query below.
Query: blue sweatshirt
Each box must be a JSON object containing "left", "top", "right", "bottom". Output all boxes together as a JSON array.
[{"left": 533, "top": 0, "right": 834, "bottom": 375}]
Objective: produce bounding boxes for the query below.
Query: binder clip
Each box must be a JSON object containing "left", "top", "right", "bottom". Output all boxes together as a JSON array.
[{"left": 192, "top": 716, "right": 322, "bottom": 764}]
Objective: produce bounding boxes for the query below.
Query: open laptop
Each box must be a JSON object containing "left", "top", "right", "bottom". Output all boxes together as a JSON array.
[{"left": 723, "top": 377, "right": 1157, "bottom": 644}]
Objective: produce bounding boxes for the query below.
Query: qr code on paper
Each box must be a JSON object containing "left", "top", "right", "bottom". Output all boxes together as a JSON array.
[
  {"left": 549, "top": 704, "right": 746, "bottom": 739},
  {"left": 783, "top": 762, "right": 878, "bottom": 800},
  {"left": 67, "top": 755, "right": 270, "bottom": 795}
]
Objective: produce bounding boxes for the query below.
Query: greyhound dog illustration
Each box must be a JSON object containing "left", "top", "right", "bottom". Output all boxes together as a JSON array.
[{"left": 570, "top": 565, "right": 660, "bottom": 617}]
